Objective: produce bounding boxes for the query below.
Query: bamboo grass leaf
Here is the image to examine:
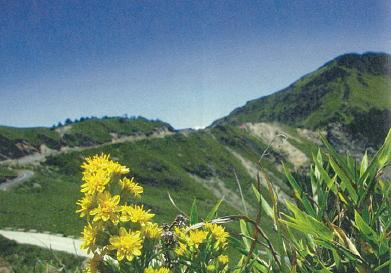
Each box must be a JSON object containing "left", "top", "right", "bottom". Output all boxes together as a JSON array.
[
  {"left": 205, "top": 198, "right": 223, "bottom": 221},
  {"left": 282, "top": 201, "right": 333, "bottom": 241},
  {"left": 240, "top": 219, "right": 251, "bottom": 251},
  {"left": 354, "top": 210, "right": 378, "bottom": 242},
  {"left": 252, "top": 184, "right": 274, "bottom": 219},
  {"left": 377, "top": 129, "right": 391, "bottom": 167},
  {"left": 360, "top": 151, "right": 369, "bottom": 178},
  {"left": 329, "top": 155, "right": 358, "bottom": 202},
  {"left": 189, "top": 199, "right": 198, "bottom": 225}
]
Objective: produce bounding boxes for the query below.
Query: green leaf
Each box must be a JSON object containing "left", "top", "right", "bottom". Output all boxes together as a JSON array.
[
  {"left": 320, "top": 134, "right": 354, "bottom": 182},
  {"left": 329, "top": 156, "right": 358, "bottom": 203},
  {"left": 354, "top": 210, "right": 378, "bottom": 242},
  {"left": 360, "top": 151, "right": 368, "bottom": 178},
  {"left": 282, "top": 201, "right": 333, "bottom": 241},
  {"left": 189, "top": 199, "right": 198, "bottom": 225},
  {"left": 374, "top": 259, "right": 390, "bottom": 272},
  {"left": 240, "top": 219, "right": 251, "bottom": 251},
  {"left": 313, "top": 154, "right": 337, "bottom": 194},
  {"left": 377, "top": 129, "right": 391, "bottom": 167},
  {"left": 205, "top": 198, "right": 223, "bottom": 221},
  {"left": 358, "top": 129, "right": 391, "bottom": 189},
  {"left": 283, "top": 163, "right": 302, "bottom": 201},
  {"left": 251, "top": 184, "right": 273, "bottom": 219}
]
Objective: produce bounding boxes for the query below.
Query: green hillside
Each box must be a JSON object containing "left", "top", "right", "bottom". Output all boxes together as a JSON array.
[
  {"left": 0, "top": 52, "right": 389, "bottom": 249},
  {"left": 0, "top": 128, "right": 282, "bottom": 235},
  {"left": 212, "top": 52, "right": 391, "bottom": 147},
  {"left": 0, "top": 116, "right": 174, "bottom": 160}
]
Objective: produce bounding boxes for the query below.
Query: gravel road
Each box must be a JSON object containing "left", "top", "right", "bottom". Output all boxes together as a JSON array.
[
  {"left": 0, "top": 170, "right": 34, "bottom": 191},
  {"left": 0, "top": 230, "right": 89, "bottom": 257}
]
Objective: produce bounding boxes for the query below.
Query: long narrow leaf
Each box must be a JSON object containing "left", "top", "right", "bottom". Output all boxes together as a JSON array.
[
  {"left": 189, "top": 199, "right": 198, "bottom": 225},
  {"left": 205, "top": 198, "right": 223, "bottom": 221}
]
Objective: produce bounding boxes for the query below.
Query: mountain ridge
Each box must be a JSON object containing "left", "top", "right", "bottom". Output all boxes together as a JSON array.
[{"left": 211, "top": 52, "right": 391, "bottom": 149}]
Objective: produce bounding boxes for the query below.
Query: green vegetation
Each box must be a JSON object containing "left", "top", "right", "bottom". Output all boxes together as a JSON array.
[
  {"left": 0, "top": 166, "right": 17, "bottom": 184},
  {"left": 212, "top": 52, "right": 391, "bottom": 148},
  {"left": 0, "top": 170, "right": 85, "bottom": 235},
  {"left": 0, "top": 127, "right": 290, "bottom": 237},
  {"left": 67, "top": 130, "right": 391, "bottom": 272},
  {"left": 228, "top": 129, "right": 391, "bottom": 272},
  {"left": 0, "top": 52, "right": 389, "bottom": 271},
  {"left": 61, "top": 116, "right": 173, "bottom": 146},
  {"left": 0, "top": 235, "right": 83, "bottom": 273},
  {"left": 0, "top": 116, "right": 173, "bottom": 160}
]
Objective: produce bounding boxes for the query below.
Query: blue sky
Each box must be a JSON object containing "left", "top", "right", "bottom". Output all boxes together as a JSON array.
[{"left": 1, "top": 1, "right": 390, "bottom": 129}]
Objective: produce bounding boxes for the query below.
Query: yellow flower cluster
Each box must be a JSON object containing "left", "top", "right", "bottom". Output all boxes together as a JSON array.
[
  {"left": 174, "top": 223, "right": 229, "bottom": 254},
  {"left": 108, "top": 227, "right": 142, "bottom": 261},
  {"left": 144, "top": 267, "right": 171, "bottom": 273},
  {"left": 204, "top": 223, "right": 229, "bottom": 248},
  {"left": 173, "top": 222, "right": 230, "bottom": 272},
  {"left": 76, "top": 154, "right": 162, "bottom": 273}
]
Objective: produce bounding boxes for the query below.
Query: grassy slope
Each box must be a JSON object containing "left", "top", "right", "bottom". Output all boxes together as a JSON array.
[
  {"left": 0, "top": 127, "right": 291, "bottom": 241},
  {"left": 211, "top": 53, "right": 391, "bottom": 147},
  {"left": 61, "top": 117, "right": 173, "bottom": 146},
  {"left": 0, "top": 117, "right": 172, "bottom": 159}
]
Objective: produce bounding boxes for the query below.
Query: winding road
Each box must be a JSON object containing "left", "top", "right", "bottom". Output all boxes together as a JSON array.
[
  {"left": 0, "top": 130, "right": 174, "bottom": 191},
  {"left": 0, "top": 230, "right": 89, "bottom": 257},
  {"left": 0, "top": 169, "right": 34, "bottom": 191}
]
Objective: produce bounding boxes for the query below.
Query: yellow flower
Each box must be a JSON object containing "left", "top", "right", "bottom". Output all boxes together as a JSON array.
[
  {"left": 120, "top": 205, "right": 154, "bottom": 224},
  {"left": 143, "top": 222, "right": 162, "bottom": 239},
  {"left": 81, "top": 168, "right": 111, "bottom": 195},
  {"left": 81, "top": 154, "right": 129, "bottom": 195},
  {"left": 207, "top": 264, "right": 216, "bottom": 271},
  {"left": 175, "top": 242, "right": 187, "bottom": 256},
  {"left": 90, "top": 192, "right": 121, "bottom": 224},
  {"left": 174, "top": 226, "right": 186, "bottom": 237},
  {"left": 218, "top": 254, "right": 229, "bottom": 265},
  {"left": 204, "top": 223, "right": 229, "bottom": 247},
  {"left": 120, "top": 177, "right": 143, "bottom": 198},
  {"left": 80, "top": 223, "right": 98, "bottom": 253},
  {"left": 82, "top": 154, "right": 129, "bottom": 176},
  {"left": 187, "top": 229, "right": 208, "bottom": 248},
  {"left": 108, "top": 227, "right": 142, "bottom": 261},
  {"left": 144, "top": 267, "right": 171, "bottom": 273},
  {"left": 76, "top": 194, "right": 94, "bottom": 217}
]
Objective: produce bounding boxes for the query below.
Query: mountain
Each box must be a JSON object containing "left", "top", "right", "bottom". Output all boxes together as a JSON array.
[
  {"left": 0, "top": 52, "right": 389, "bottom": 239},
  {"left": 212, "top": 52, "right": 391, "bottom": 149}
]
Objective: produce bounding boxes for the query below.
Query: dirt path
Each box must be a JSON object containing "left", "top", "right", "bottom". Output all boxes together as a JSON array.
[
  {"left": 0, "top": 130, "right": 173, "bottom": 168},
  {"left": 0, "top": 131, "right": 173, "bottom": 192},
  {"left": 0, "top": 230, "right": 89, "bottom": 257},
  {"left": 0, "top": 170, "right": 34, "bottom": 191}
]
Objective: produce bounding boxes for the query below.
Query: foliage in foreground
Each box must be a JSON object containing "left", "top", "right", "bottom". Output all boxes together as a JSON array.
[{"left": 76, "top": 130, "right": 391, "bottom": 272}]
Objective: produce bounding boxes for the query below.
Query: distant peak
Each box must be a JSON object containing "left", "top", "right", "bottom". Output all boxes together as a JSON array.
[{"left": 331, "top": 52, "right": 391, "bottom": 75}]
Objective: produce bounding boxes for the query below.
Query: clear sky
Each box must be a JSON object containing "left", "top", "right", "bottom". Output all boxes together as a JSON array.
[{"left": 1, "top": 1, "right": 390, "bottom": 129}]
